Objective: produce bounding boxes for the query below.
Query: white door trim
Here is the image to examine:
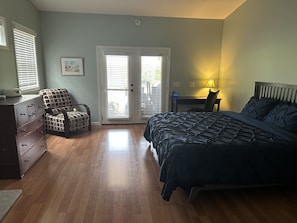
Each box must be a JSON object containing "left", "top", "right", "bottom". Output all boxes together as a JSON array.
[{"left": 96, "top": 45, "right": 171, "bottom": 124}]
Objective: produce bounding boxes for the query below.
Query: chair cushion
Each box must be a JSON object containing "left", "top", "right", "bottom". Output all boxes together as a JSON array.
[{"left": 45, "top": 111, "right": 90, "bottom": 132}]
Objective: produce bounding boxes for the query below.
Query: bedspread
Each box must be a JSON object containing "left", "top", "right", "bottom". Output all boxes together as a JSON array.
[{"left": 144, "top": 111, "right": 297, "bottom": 201}]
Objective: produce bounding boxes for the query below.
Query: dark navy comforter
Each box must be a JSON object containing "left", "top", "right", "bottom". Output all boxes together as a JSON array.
[{"left": 143, "top": 111, "right": 297, "bottom": 201}]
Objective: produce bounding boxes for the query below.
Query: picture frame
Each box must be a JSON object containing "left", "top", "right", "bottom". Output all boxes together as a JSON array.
[
  {"left": 61, "top": 57, "right": 84, "bottom": 76},
  {"left": 0, "top": 16, "right": 9, "bottom": 50}
]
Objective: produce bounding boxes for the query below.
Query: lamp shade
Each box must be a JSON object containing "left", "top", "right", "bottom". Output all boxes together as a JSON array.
[{"left": 206, "top": 79, "right": 215, "bottom": 88}]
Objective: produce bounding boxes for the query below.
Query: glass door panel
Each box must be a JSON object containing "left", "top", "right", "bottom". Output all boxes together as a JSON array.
[
  {"left": 107, "top": 90, "right": 129, "bottom": 119},
  {"left": 105, "top": 55, "right": 130, "bottom": 119},
  {"left": 140, "top": 56, "right": 162, "bottom": 118}
]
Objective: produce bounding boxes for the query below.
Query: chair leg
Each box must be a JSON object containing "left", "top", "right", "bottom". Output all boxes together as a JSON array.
[
  {"left": 65, "top": 131, "right": 70, "bottom": 138},
  {"left": 62, "top": 110, "right": 71, "bottom": 138},
  {"left": 88, "top": 116, "right": 91, "bottom": 131}
]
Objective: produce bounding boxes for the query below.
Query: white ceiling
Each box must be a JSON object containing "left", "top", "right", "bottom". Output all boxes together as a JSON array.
[{"left": 30, "top": 0, "right": 246, "bottom": 20}]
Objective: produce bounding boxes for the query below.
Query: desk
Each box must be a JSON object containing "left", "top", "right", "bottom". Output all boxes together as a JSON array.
[{"left": 171, "top": 96, "right": 221, "bottom": 112}]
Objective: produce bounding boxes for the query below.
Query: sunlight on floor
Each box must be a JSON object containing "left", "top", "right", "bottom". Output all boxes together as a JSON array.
[{"left": 107, "top": 130, "right": 129, "bottom": 151}]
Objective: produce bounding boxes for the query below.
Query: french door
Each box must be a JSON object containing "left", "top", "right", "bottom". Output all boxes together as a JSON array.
[{"left": 97, "top": 46, "right": 170, "bottom": 124}]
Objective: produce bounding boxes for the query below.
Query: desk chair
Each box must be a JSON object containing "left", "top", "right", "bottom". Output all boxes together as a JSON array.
[{"left": 188, "top": 90, "right": 220, "bottom": 112}]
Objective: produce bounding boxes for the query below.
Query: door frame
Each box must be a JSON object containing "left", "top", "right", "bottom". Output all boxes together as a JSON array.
[{"left": 96, "top": 46, "right": 171, "bottom": 125}]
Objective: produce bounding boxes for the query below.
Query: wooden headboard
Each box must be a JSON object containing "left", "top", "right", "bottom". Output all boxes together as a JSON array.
[{"left": 254, "top": 82, "right": 297, "bottom": 103}]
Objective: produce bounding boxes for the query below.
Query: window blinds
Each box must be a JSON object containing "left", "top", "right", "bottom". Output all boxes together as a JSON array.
[
  {"left": 13, "top": 22, "right": 39, "bottom": 91},
  {"left": 106, "top": 55, "right": 129, "bottom": 90}
]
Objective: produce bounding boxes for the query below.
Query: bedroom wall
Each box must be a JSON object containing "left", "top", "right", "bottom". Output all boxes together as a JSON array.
[
  {"left": 40, "top": 12, "right": 224, "bottom": 123},
  {"left": 0, "top": 0, "right": 45, "bottom": 91},
  {"left": 220, "top": 0, "right": 297, "bottom": 111}
]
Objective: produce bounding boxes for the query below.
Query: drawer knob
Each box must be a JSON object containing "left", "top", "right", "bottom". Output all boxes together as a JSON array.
[
  {"left": 24, "top": 160, "right": 30, "bottom": 163},
  {"left": 22, "top": 144, "right": 28, "bottom": 147}
]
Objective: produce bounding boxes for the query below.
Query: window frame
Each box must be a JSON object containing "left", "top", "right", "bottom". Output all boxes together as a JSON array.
[
  {"left": 12, "top": 22, "right": 39, "bottom": 92},
  {"left": 0, "top": 16, "right": 8, "bottom": 50}
]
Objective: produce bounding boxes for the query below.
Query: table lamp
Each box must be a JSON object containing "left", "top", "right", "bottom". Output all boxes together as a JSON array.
[{"left": 206, "top": 79, "right": 215, "bottom": 91}]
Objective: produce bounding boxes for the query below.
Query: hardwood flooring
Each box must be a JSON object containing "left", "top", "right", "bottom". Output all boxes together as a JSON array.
[{"left": 0, "top": 124, "right": 296, "bottom": 223}]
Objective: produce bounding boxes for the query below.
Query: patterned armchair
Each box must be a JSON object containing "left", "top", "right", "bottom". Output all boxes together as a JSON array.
[{"left": 39, "top": 88, "right": 91, "bottom": 138}]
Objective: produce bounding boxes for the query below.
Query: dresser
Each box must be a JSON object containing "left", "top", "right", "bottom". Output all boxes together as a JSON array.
[{"left": 0, "top": 95, "right": 47, "bottom": 178}]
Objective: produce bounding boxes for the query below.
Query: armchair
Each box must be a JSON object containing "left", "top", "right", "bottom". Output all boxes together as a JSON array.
[{"left": 39, "top": 88, "right": 91, "bottom": 138}]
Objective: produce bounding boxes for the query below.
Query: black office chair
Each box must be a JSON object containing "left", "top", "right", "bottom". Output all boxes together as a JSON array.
[{"left": 188, "top": 90, "right": 220, "bottom": 112}]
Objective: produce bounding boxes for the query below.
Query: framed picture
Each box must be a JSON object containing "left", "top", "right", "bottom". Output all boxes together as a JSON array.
[
  {"left": 61, "top": 57, "right": 84, "bottom": 76},
  {"left": 0, "top": 16, "right": 8, "bottom": 50}
]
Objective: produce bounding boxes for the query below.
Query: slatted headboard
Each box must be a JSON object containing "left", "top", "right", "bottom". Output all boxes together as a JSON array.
[{"left": 254, "top": 82, "right": 297, "bottom": 103}]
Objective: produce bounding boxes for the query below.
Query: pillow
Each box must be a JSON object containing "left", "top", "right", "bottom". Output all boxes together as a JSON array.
[
  {"left": 263, "top": 103, "right": 297, "bottom": 134},
  {"left": 241, "top": 97, "right": 278, "bottom": 120}
]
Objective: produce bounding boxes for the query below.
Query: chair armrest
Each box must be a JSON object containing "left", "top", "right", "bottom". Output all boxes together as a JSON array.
[
  {"left": 72, "top": 104, "right": 90, "bottom": 115},
  {"left": 59, "top": 108, "right": 70, "bottom": 138},
  {"left": 72, "top": 103, "right": 91, "bottom": 131}
]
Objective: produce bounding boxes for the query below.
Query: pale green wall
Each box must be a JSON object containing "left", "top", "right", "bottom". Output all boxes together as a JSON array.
[
  {"left": 40, "top": 12, "right": 224, "bottom": 122},
  {"left": 3, "top": 0, "right": 297, "bottom": 121},
  {"left": 220, "top": 0, "right": 297, "bottom": 111},
  {"left": 0, "top": 0, "right": 45, "bottom": 91}
]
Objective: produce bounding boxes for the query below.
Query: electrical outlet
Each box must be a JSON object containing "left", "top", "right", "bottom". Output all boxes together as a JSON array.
[{"left": 190, "top": 82, "right": 196, "bottom": 87}]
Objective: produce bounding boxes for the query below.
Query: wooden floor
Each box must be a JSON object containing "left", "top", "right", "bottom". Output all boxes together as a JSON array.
[{"left": 0, "top": 124, "right": 297, "bottom": 223}]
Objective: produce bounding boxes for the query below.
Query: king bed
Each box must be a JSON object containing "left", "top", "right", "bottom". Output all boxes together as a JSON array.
[{"left": 144, "top": 82, "right": 297, "bottom": 201}]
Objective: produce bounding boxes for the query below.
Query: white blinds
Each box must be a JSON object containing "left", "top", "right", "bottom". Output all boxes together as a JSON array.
[
  {"left": 105, "top": 55, "right": 130, "bottom": 119},
  {"left": 13, "top": 23, "right": 39, "bottom": 91},
  {"left": 106, "top": 55, "right": 129, "bottom": 90}
]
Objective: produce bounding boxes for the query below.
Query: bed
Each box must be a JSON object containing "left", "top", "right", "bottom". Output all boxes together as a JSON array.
[{"left": 144, "top": 82, "right": 297, "bottom": 201}]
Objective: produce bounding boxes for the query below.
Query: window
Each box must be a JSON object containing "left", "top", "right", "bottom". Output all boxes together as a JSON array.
[
  {"left": 105, "top": 55, "right": 129, "bottom": 119},
  {"left": 0, "top": 16, "right": 8, "bottom": 49},
  {"left": 13, "top": 22, "right": 39, "bottom": 91}
]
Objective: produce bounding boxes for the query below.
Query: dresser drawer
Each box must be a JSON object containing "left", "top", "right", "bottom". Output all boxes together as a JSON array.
[
  {"left": 15, "top": 96, "right": 44, "bottom": 127},
  {"left": 20, "top": 138, "right": 46, "bottom": 173},
  {"left": 35, "top": 98, "right": 45, "bottom": 116},
  {"left": 15, "top": 103, "right": 29, "bottom": 127},
  {"left": 17, "top": 115, "right": 44, "bottom": 137},
  {"left": 17, "top": 124, "right": 45, "bottom": 156}
]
